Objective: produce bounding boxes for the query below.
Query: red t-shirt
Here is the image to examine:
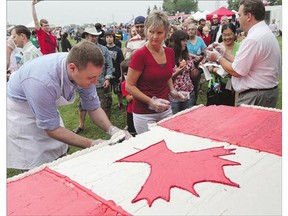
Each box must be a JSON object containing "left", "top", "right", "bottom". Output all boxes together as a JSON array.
[
  {"left": 121, "top": 80, "right": 133, "bottom": 113},
  {"left": 129, "top": 46, "right": 175, "bottom": 114},
  {"left": 36, "top": 28, "right": 57, "bottom": 55},
  {"left": 202, "top": 34, "right": 212, "bottom": 46}
]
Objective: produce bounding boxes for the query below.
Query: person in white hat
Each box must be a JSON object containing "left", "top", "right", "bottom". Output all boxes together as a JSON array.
[
  {"left": 80, "top": 25, "right": 102, "bottom": 38},
  {"left": 73, "top": 25, "right": 114, "bottom": 134}
]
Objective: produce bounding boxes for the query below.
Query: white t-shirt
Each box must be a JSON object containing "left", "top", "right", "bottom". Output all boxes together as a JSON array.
[
  {"left": 231, "top": 21, "right": 281, "bottom": 93},
  {"left": 125, "top": 35, "right": 146, "bottom": 59}
]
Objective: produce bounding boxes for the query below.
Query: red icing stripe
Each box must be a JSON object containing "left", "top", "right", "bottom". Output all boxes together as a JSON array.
[
  {"left": 158, "top": 106, "right": 282, "bottom": 156},
  {"left": 7, "top": 167, "right": 130, "bottom": 216}
]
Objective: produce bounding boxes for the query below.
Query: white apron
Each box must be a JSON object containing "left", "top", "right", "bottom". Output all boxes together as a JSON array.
[{"left": 7, "top": 59, "right": 74, "bottom": 170}]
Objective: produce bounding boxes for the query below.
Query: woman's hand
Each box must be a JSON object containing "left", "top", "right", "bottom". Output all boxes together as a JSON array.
[
  {"left": 169, "top": 90, "right": 190, "bottom": 102},
  {"left": 206, "top": 49, "right": 221, "bottom": 62},
  {"left": 148, "top": 97, "right": 170, "bottom": 112},
  {"left": 174, "top": 60, "right": 186, "bottom": 76},
  {"left": 179, "top": 59, "right": 186, "bottom": 69},
  {"left": 208, "top": 66, "right": 219, "bottom": 75},
  {"left": 193, "top": 55, "right": 203, "bottom": 64}
]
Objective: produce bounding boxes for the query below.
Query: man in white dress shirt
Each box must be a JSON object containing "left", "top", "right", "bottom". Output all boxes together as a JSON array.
[{"left": 206, "top": 0, "right": 280, "bottom": 108}]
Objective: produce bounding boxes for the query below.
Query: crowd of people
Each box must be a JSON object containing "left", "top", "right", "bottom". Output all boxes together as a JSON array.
[{"left": 6, "top": 0, "right": 281, "bottom": 172}]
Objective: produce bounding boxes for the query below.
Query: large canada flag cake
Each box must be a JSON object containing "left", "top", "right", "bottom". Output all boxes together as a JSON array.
[{"left": 7, "top": 105, "right": 282, "bottom": 215}]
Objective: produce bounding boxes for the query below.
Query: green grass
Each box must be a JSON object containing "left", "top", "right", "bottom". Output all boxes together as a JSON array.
[{"left": 7, "top": 36, "right": 283, "bottom": 178}]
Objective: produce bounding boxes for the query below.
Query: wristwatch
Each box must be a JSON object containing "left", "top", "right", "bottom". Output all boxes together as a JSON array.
[{"left": 216, "top": 55, "right": 222, "bottom": 65}]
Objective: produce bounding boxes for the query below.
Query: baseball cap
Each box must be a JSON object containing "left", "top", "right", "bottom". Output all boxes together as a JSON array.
[
  {"left": 134, "top": 16, "right": 145, "bottom": 25},
  {"left": 213, "top": 14, "right": 218, "bottom": 19},
  {"left": 81, "top": 25, "right": 101, "bottom": 38},
  {"left": 115, "top": 29, "right": 122, "bottom": 38}
]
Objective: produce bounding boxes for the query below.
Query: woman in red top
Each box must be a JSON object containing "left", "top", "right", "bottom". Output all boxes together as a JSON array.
[{"left": 126, "top": 10, "right": 189, "bottom": 134}]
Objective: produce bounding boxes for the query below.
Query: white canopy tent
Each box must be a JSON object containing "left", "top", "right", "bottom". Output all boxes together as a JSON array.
[
  {"left": 192, "top": 11, "right": 203, "bottom": 20},
  {"left": 202, "top": 10, "right": 211, "bottom": 18},
  {"left": 192, "top": 10, "right": 211, "bottom": 21}
]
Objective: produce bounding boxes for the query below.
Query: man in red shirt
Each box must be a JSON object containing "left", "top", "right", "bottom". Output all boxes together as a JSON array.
[
  {"left": 32, "top": 0, "right": 57, "bottom": 54},
  {"left": 197, "top": 18, "right": 206, "bottom": 37}
]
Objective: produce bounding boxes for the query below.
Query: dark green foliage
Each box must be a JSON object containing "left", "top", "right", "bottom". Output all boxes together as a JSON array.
[
  {"left": 162, "top": 0, "right": 198, "bottom": 15},
  {"left": 227, "top": 0, "right": 241, "bottom": 11}
]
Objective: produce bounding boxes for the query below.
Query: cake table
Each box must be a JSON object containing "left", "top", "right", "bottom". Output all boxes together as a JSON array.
[{"left": 7, "top": 105, "right": 282, "bottom": 215}]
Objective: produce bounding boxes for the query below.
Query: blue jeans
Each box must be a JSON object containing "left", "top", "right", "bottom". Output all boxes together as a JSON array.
[{"left": 171, "top": 91, "right": 196, "bottom": 114}]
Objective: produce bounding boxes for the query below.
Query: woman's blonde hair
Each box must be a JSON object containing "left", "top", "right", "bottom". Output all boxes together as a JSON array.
[
  {"left": 144, "top": 10, "right": 170, "bottom": 39},
  {"left": 187, "top": 23, "right": 197, "bottom": 31}
]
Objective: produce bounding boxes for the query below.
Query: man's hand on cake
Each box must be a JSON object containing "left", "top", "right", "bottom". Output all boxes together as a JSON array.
[
  {"left": 107, "top": 126, "right": 132, "bottom": 144},
  {"left": 91, "top": 139, "right": 107, "bottom": 146},
  {"left": 148, "top": 97, "right": 170, "bottom": 112}
]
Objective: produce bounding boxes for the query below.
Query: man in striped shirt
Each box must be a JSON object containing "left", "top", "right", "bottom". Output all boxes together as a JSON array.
[
  {"left": 125, "top": 16, "right": 147, "bottom": 59},
  {"left": 10, "top": 25, "right": 43, "bottom": 66}
]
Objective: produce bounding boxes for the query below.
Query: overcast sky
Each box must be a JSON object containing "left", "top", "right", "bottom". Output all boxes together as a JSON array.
[{"left": 6, "top": 0, "right": 228, "bottom": 26}]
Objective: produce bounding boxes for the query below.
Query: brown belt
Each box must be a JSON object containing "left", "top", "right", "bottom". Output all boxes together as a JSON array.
[{"left": 240, "top": 85, "right": 278, "bottom": 95}]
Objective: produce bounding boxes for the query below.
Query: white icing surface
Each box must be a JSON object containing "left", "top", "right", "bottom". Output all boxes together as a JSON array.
[
  {"left": 240, "top": 104, "right": 282, "bottom": 112},
  {"left": 7, "top": 140, "right": 113, "bottom": 183},
  {"left": 48, "top": 126, "right": 281, "bottom": 215},
  {"left": 8, "top": 105, "right": 282, "bottom": 215}
]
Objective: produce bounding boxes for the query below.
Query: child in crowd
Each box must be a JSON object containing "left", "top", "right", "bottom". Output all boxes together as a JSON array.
[
  {"left": 201, "top": 25, "right": 212, "bottom": 46},
  {"left": 105, "top": 31, "right": 125, "bottom": 109},
  {"left": 120, "top": 59, "right": 137, "bottom": 137}
]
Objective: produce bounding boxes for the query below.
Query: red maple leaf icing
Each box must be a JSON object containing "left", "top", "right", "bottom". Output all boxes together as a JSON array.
[{"left": 117, "top": 140, "right": 240, "bottom": 207}]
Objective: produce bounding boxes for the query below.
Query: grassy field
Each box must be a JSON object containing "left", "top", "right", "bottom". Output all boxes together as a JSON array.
[{"left": 7, "top": 36, "right": 283, "bottom": 178}]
